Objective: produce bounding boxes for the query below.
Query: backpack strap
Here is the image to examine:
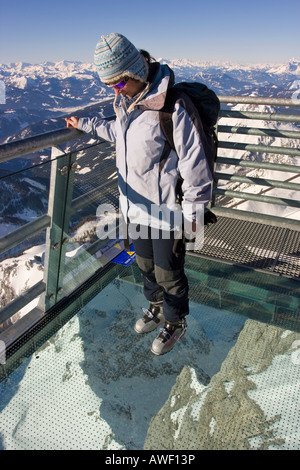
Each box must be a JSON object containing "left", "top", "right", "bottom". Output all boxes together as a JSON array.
[
  {"left": 159, "top": 87, "right": 185, "bottom": 152},
  {"left": 158, "top": 88, "right": 181, "bottom": 173},
  {"left": 159, "top": 87, "right": 218, "bottom": 226},
  {"left": 159, "top": 109, "right": 175, "bottom": 150}
]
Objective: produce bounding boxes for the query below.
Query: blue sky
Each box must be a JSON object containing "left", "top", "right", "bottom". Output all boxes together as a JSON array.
[{"left": 1, "top": 0, "right": 299, "bottom": 64}]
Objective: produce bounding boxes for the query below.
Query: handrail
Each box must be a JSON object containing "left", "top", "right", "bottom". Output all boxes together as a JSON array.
[
  {"left": 218, "top": 96, "right": 300, "bottom": 106},
  {"left": 217, "top": 126, "right": 300, "bottom": 140},
  {"left": 0, "top": 135, "right": 118, "bottom": 330},
  {"left": 0, "top": 280, "right": 45, "bottom": 325},
  {"left": 0, "top": 128, "right": 85, "bottom": 162},
  {"left": 213, "top": 95, "right": 300, "bottom": 229},
  {"left": 0, "top": 95, "right": 299, "bottom": 164},
  {"left": 218, "top": 141, "right": 300, "bottom": 157},
  {"left": 0, "top": 214, "right": 51, "bottom": 256},
  {"left": 216, "top": 156, "right": 300, "bottom": 173},
  {"left": 215, "top": 173, "right": 300, "bottom": 191},
  {"left": 0, "top": 94, "right": 300, "bottom": 334},
  {"left": 0, "top": 115, "right": 115, "bottom": 163},
  {"left": 214, "top": 188, "right": 300, "bottom": 208},
  {"left": 220, "top": 110, "right": 300, "bottom": 123}
]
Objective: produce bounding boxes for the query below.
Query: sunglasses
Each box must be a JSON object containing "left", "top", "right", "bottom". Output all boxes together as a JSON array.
[{"left": 108, "top": 77, "right": 129, "bottom": 90}]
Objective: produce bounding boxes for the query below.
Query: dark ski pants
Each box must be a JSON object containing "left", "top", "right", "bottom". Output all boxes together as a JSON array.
[{"left": 129, "top": 224, "right": 189, "bottom": 323}]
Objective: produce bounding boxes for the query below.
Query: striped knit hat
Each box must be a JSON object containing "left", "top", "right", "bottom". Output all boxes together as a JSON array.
[{"left": 94, "top": 33, "right": 149, "bottom": 84}]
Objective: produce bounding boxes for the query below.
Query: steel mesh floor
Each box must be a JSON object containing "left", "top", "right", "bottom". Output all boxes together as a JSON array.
[
  {"left": 0, "top": 258, "right": 299, "bottom": 451},
  {"left": 195, "top": 216, "right": 300, "bottom": 278}
]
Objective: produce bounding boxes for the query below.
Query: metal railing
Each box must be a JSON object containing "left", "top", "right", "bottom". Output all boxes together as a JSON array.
[
  {"left": 0, "top": 125, "right": 119, "bottom": 343},
  {"left": 0, "top": 95, "right": 299, "bottom": 344},
  {"left": 211, "top": 96, "right": 300, "bottom": 229}
]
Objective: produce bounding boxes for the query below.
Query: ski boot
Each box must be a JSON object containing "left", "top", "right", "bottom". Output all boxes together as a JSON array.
[
  {"left": 134, "top": 301, "right": 166, "bottom": 334},
  {"left": 151, "top": 318, "right": 187, "bottom": 356}
]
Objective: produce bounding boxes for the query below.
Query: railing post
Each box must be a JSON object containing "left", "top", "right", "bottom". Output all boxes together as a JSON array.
[
  {"left": 39, "top": 146, "right": 77, "bottom": 312},
  {"left": 210, "top": 122, "right": 219, "bottom": 209}
]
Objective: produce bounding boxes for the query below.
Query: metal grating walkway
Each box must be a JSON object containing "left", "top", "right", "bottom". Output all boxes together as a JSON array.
[
  {"left": 195, "top": 216, "right": 300, "bottom": 279},
  {"left": 0, "top": 258, "right": 299, "bottom": 450}
]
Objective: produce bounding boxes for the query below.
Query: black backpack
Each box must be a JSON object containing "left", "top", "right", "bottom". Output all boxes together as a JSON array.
[{"left": 159, "top": 82, "right": 220, "bottom": 225}]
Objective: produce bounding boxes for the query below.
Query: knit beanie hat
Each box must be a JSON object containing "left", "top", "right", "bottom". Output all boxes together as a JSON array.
[{"left": 94, "top": 33, "right": 149, "bottom": 85}]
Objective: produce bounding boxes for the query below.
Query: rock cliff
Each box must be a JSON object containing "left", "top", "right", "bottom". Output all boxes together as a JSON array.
[{"left": 144, "top": 319, "right": 300, "bottom": 450}]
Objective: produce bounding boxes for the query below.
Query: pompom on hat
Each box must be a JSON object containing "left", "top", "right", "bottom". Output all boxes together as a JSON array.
[{"left": 94, "top": 33, "right": 149, "bottom": 84}]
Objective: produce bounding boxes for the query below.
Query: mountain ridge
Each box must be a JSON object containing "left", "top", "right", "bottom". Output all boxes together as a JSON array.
[{"left": 1, "top": 57, "right": 299, "bottom": 144}]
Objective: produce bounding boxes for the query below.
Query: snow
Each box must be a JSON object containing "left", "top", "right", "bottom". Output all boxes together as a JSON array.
[
  {"left": 77, "top": 167, "right": 91, "bottom": 175},
  {"left": 209, "top": 417, "right": 217, "bottom": 435},
  {"left": 0, "top": 277, "right": 248, "bottom": 450},
  {"left": 0, "top": 314, "right": 124, "bottom": 450},
  {"left": 0, "top": 244, "right": 44, "bottom": 296},
  {"left": 19, "top": 178, "right": 47, "bottom": 191},
  {"left": 0, "top": 57, "right": 299, "bottom": 450},
  {"left": 247, "top": 352, "right": 300, "bottom": 450},
  {"left": 171, "top": 405, "right": 188, "bottom": 440},
  {"left": 224, "top": 380, "right": 235, "bottom": 395},
  {"left": 189, "top": 380, "right": 211, "bottom": 422}
]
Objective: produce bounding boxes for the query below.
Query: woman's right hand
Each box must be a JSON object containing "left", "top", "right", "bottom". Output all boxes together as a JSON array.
[{"left": 65, "top": 116, "right": 79, "bottom": 128}]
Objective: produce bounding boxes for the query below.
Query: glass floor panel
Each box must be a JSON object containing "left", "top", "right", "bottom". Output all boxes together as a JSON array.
[{"left": 0, "top": 255, "right": 299, "bottom": 451}]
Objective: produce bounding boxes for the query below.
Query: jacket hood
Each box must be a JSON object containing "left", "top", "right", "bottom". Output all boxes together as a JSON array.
[{"left": 136, "top": 62, "right": 175, "bottom": 111}]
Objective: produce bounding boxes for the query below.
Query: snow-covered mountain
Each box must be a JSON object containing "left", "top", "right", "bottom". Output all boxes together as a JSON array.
[
  {"left": 0, "top": 57, "right": 299, "bottom": 235},
  {"left": 0, "top": 59, "right": 300, "bottom": 450},
  {"left": 0, "top": 57, "right": 299, "bottom": 318},
  {"left": 159, "top": 57, "right": 300, "bottom": 96},
  {"left": 0, "top": 60, "right": 115, "bottom": 145},
  {"left": 1, "top": 58, "right": 300, "bottom": 144}
]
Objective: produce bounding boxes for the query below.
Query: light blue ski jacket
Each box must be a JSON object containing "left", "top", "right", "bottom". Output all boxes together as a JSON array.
[{"left": 77, "top": 63, "right": 213, "bottom": 231}]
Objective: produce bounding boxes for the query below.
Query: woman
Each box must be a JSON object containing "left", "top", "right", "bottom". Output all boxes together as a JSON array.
[{"left": 66, "top": 33, "right": 213, "bottom": 355}]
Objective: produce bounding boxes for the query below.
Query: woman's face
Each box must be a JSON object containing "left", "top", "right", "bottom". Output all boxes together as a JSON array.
[{"left": 113, "top": 78, "right": 144, "bottom": 98}]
